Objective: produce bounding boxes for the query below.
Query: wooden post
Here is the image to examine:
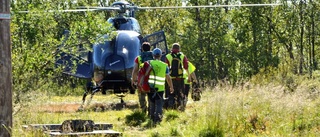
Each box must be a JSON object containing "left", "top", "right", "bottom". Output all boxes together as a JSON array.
[{"left": 0, "top": 0, "right": 12, "bottom": 136}]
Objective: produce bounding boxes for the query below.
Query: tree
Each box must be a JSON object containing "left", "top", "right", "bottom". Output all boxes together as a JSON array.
[
  {"left": 9, "top": 0, "right": 320, "bottom": 89},
  {"left": 10, "top": 0, "right": 114, "bottom": 101}
]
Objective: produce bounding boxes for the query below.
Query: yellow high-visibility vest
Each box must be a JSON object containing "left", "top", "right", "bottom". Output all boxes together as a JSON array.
[
  {"left": 184, "top": 62, "right": 196, "bottom": 84},
  {"left": 148, "top": 60, "right": 168, "bottom": 92}
]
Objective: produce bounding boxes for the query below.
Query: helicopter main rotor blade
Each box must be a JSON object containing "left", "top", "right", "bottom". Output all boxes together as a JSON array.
[
  {"left": 15, "top": 2, "right": 281, "bottom": 14},
  {"left": 77, "top": 6, "right": 121, "bottom": 11},
  {"left": 136, "top": 3, "right": 281, "bottom": 10},
  {"left": 16, "top": 9, "right": 104, "bottom": 13}
]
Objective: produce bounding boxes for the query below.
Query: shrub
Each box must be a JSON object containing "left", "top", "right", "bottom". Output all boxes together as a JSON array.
[{"left": 125, "top": 110, "right": 147, "bottom": 127}]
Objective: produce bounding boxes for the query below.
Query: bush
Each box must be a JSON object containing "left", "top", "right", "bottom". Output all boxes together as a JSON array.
[
  {"left": 164, "top": 110, "right": 179, "bottom": 122},
  {"left": 125, "top": 110, "right": 147, "bottom": 127},
  {"left": 199, "top": 126, "right": 224, "bottom": 137}
]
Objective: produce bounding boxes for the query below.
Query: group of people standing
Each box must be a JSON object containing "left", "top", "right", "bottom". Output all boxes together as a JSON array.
[{"left": 131, "top": 42, "right": 198, "bottom": 124}]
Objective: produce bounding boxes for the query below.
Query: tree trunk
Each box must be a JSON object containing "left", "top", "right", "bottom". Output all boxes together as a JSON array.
[
  {"left": 299, "top": 0, "right": 305, "bottom": 74},
  {"left": 0, "top": 0, "right": 12, "bottom": 136},
  {"left": 310, "top": 0, "right": 317, "bottom": 71}
]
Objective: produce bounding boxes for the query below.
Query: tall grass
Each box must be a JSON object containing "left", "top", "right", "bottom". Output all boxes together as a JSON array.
[{"left": 12, "top": 76, "right": 320, "bottom": 136}]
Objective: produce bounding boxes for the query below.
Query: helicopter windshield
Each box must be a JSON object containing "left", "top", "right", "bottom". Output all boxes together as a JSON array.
[{"left": 107, "top": 17, "right": 141, "bottom": 34}]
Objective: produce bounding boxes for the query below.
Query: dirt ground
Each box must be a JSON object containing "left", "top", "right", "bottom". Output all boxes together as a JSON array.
[
  {"left": 38, "top": 102, "right": 139, "bottom": 113},
  {"left": 35, "top": 89, "right": 202, "bottom": 113}
]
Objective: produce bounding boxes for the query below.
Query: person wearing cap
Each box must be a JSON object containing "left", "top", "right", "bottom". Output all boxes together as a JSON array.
[
  {"left": 141, "top": 48, "right": 174, "bottom": 124},
  {"left": 131, "top": 42, "right": 153, "bottom": 113},
  {"left": 164, "top": 43, "right": 190, "bottom": 111}
]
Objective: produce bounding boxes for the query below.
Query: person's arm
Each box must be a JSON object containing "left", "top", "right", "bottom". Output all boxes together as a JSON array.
[
  {"left": 165, "top": 66, "right": 174, "bottom": 93},
  {"left": 191, "top": 72, "right": 197, "bottom": 83},
  {"left": 131, "top": 64, "right": 139, "bottom": 79},
  {"left": 183, "top": 55, "right": 189, "bottom": 70},
  {"left": 131, "top": 57, "right": 139, "bottom": 88},
  {"left": 166, "top": 74, "right": 174, "bottom": 93},
  {"left": 182, "top": 56, "right": 191, "bottom": 81},
  {"left": 165, "top": 57, "right": 170, "bottom": 67}
]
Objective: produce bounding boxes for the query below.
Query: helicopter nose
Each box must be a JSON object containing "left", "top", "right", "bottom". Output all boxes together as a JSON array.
[{"left": 104, "top": 53, "right": 126, "bottom": 69}]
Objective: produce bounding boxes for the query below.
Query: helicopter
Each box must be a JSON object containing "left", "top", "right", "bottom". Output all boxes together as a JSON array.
[
  {"left": 55, "top": 1, "right": 170, "bottom": 107},
  {"left": 51, "top": 0, "right": 281, "bottom": 107}
]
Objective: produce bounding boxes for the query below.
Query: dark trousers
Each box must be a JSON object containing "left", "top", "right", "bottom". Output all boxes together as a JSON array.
[
  {"left": 165, "top": 79, "right": 185, "bottom": 111},
  {"left": 184, "top": 84, "right": 190, "bottom": 105},
  {"left": 148, "top": 92, "right": 164, "bottom": 123},
  {"left": 138, "top": 91, "right": 147, "bottom": 113},
  {"left": 185, "top": 84, "right": 190, "bottom": 97}
]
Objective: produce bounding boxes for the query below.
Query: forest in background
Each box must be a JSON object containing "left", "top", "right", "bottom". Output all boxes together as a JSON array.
[
  {"left": 9, "top": 0, "right": 320, "bottom": 99},
  {"left": 8, "top": 1, "right": 320, "bottom": 136}
]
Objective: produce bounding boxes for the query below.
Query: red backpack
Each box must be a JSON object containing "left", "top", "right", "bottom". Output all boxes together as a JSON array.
[{"left": 137, "top": 61, "right": 153, "bottom": 93}]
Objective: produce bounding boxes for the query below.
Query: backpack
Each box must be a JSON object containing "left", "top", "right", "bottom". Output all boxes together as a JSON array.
[
  {"left": 139, "top": 51, "right": 153, "bottom": 65},
  {"left": 137, "top": 61, "right": 156, "bottom": 93},
  {"left": 170, "top": 53, "right": 183, "bottom": 77}
]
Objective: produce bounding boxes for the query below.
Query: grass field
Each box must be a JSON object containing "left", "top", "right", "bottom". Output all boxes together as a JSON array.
[{"left": 12, "top": 80, "right": 320, "bottom": 136}]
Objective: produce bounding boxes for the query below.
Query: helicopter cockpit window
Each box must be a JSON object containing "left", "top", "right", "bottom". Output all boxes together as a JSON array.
[
  {"left": 130, "top": 18, "right": 141, "bottom": 34},
  {"left": 107, "top": 18, "right": 141, "bottom": 34},
  {"left": 108, "top": 18, "right": 123, "bottom": 30},
  {"left": 115, "top": 18, "right": 128, "bottom": 30}
]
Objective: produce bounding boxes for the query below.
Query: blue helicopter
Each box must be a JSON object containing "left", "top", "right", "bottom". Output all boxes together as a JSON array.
[{"left": 55, "top": 1, "right": 169, "bottom": 106}]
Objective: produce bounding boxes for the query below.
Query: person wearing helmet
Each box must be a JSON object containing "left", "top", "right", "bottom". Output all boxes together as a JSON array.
[
  {"left": 141, "top": 48, "right": 174, "bottom": 124},
  {"left": 165, "top": 43, "right": 190, "bottom": 111}
]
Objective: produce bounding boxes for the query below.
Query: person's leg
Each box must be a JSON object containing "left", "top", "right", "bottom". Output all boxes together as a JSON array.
[
  {"left": 167, "top": 79, "right": 178, "bottom": 109},
  {"left": 184, "top": 84, "right": 190, "bottom": 109},
  {"left": 148, "top": 96, "right": 155, "bottom": 121},
  {"left": 154, "top": 92, "right": 164, "bottom": 124},
  {"left": 177, "top": 79, "right": 186, "bottom": 111},
  {"left": 172, "top": 79, "right": 180, "bottom": 109},
  {"left": 185, "top": 84, "right": 190, "bottom": 98},
  {"left": 138, "top": 91, "right": 147, "bottom": 113},
  {"left": 163, "top": 82, "right": 169, "bottom": 109}
]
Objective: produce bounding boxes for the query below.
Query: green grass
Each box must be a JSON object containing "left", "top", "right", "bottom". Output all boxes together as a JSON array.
[{"left": 12, "top": 79, "right": 320, "bottom": 137}]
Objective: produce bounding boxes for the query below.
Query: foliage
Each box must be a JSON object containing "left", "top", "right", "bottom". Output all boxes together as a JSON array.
[
  {"left": 12, "top": 77, "right": 320, "bottom": 136},
  {"left": 199, "top": 126, "right": 224, "bottom": 137},
  {"left": 9, "top": 0, "right": 320, "bottom": 134},
  {"left": 164, "top": 110, "right": 179, "bottom": 121},
  {"left": 10, "top": 0, "right": 114, "bottom": 104},
  {"left": 125, "top": 110, "right": 147, "bottom": 127}
]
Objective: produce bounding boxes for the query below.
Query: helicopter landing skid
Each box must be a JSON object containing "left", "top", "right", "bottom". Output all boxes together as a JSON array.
[
  {"left": 78, "top": 87, "right": 100, "bottom": 111},
  {"left": 78, "top": 87, "right": 130, "bottom": 111},
  {"left": 115, "top": 93, "right": 127, "bottom": 104}
]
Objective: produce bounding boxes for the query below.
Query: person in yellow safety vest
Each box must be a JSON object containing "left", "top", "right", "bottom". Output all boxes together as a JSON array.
[
  {"left": 131, "top": 42, "right": 153, "bottom": 113},
  {"left": 165, "top": 43, "right": 190, "bottom": 111},
  {"left": 142, "top": 48, "right": 174, "bottom": 124},
  {"left": 183, "top": 61, "right": 197, "bottom": 107}
]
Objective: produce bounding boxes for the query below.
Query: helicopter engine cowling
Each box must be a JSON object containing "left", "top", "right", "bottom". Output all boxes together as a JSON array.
[{"left": 92, "top": 31, "right": 142, "bottom": 93}]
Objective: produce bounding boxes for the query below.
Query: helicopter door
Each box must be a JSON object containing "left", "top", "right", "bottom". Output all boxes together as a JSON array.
[
  {"left": 142, "top": 30, "right": 168, "bottom": 61},
  {"left": 55, "top": 51, "right": 92, "bottom": 79},
  {"left": 54, "top": 30, "right": 92, "bottom": 79}
]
